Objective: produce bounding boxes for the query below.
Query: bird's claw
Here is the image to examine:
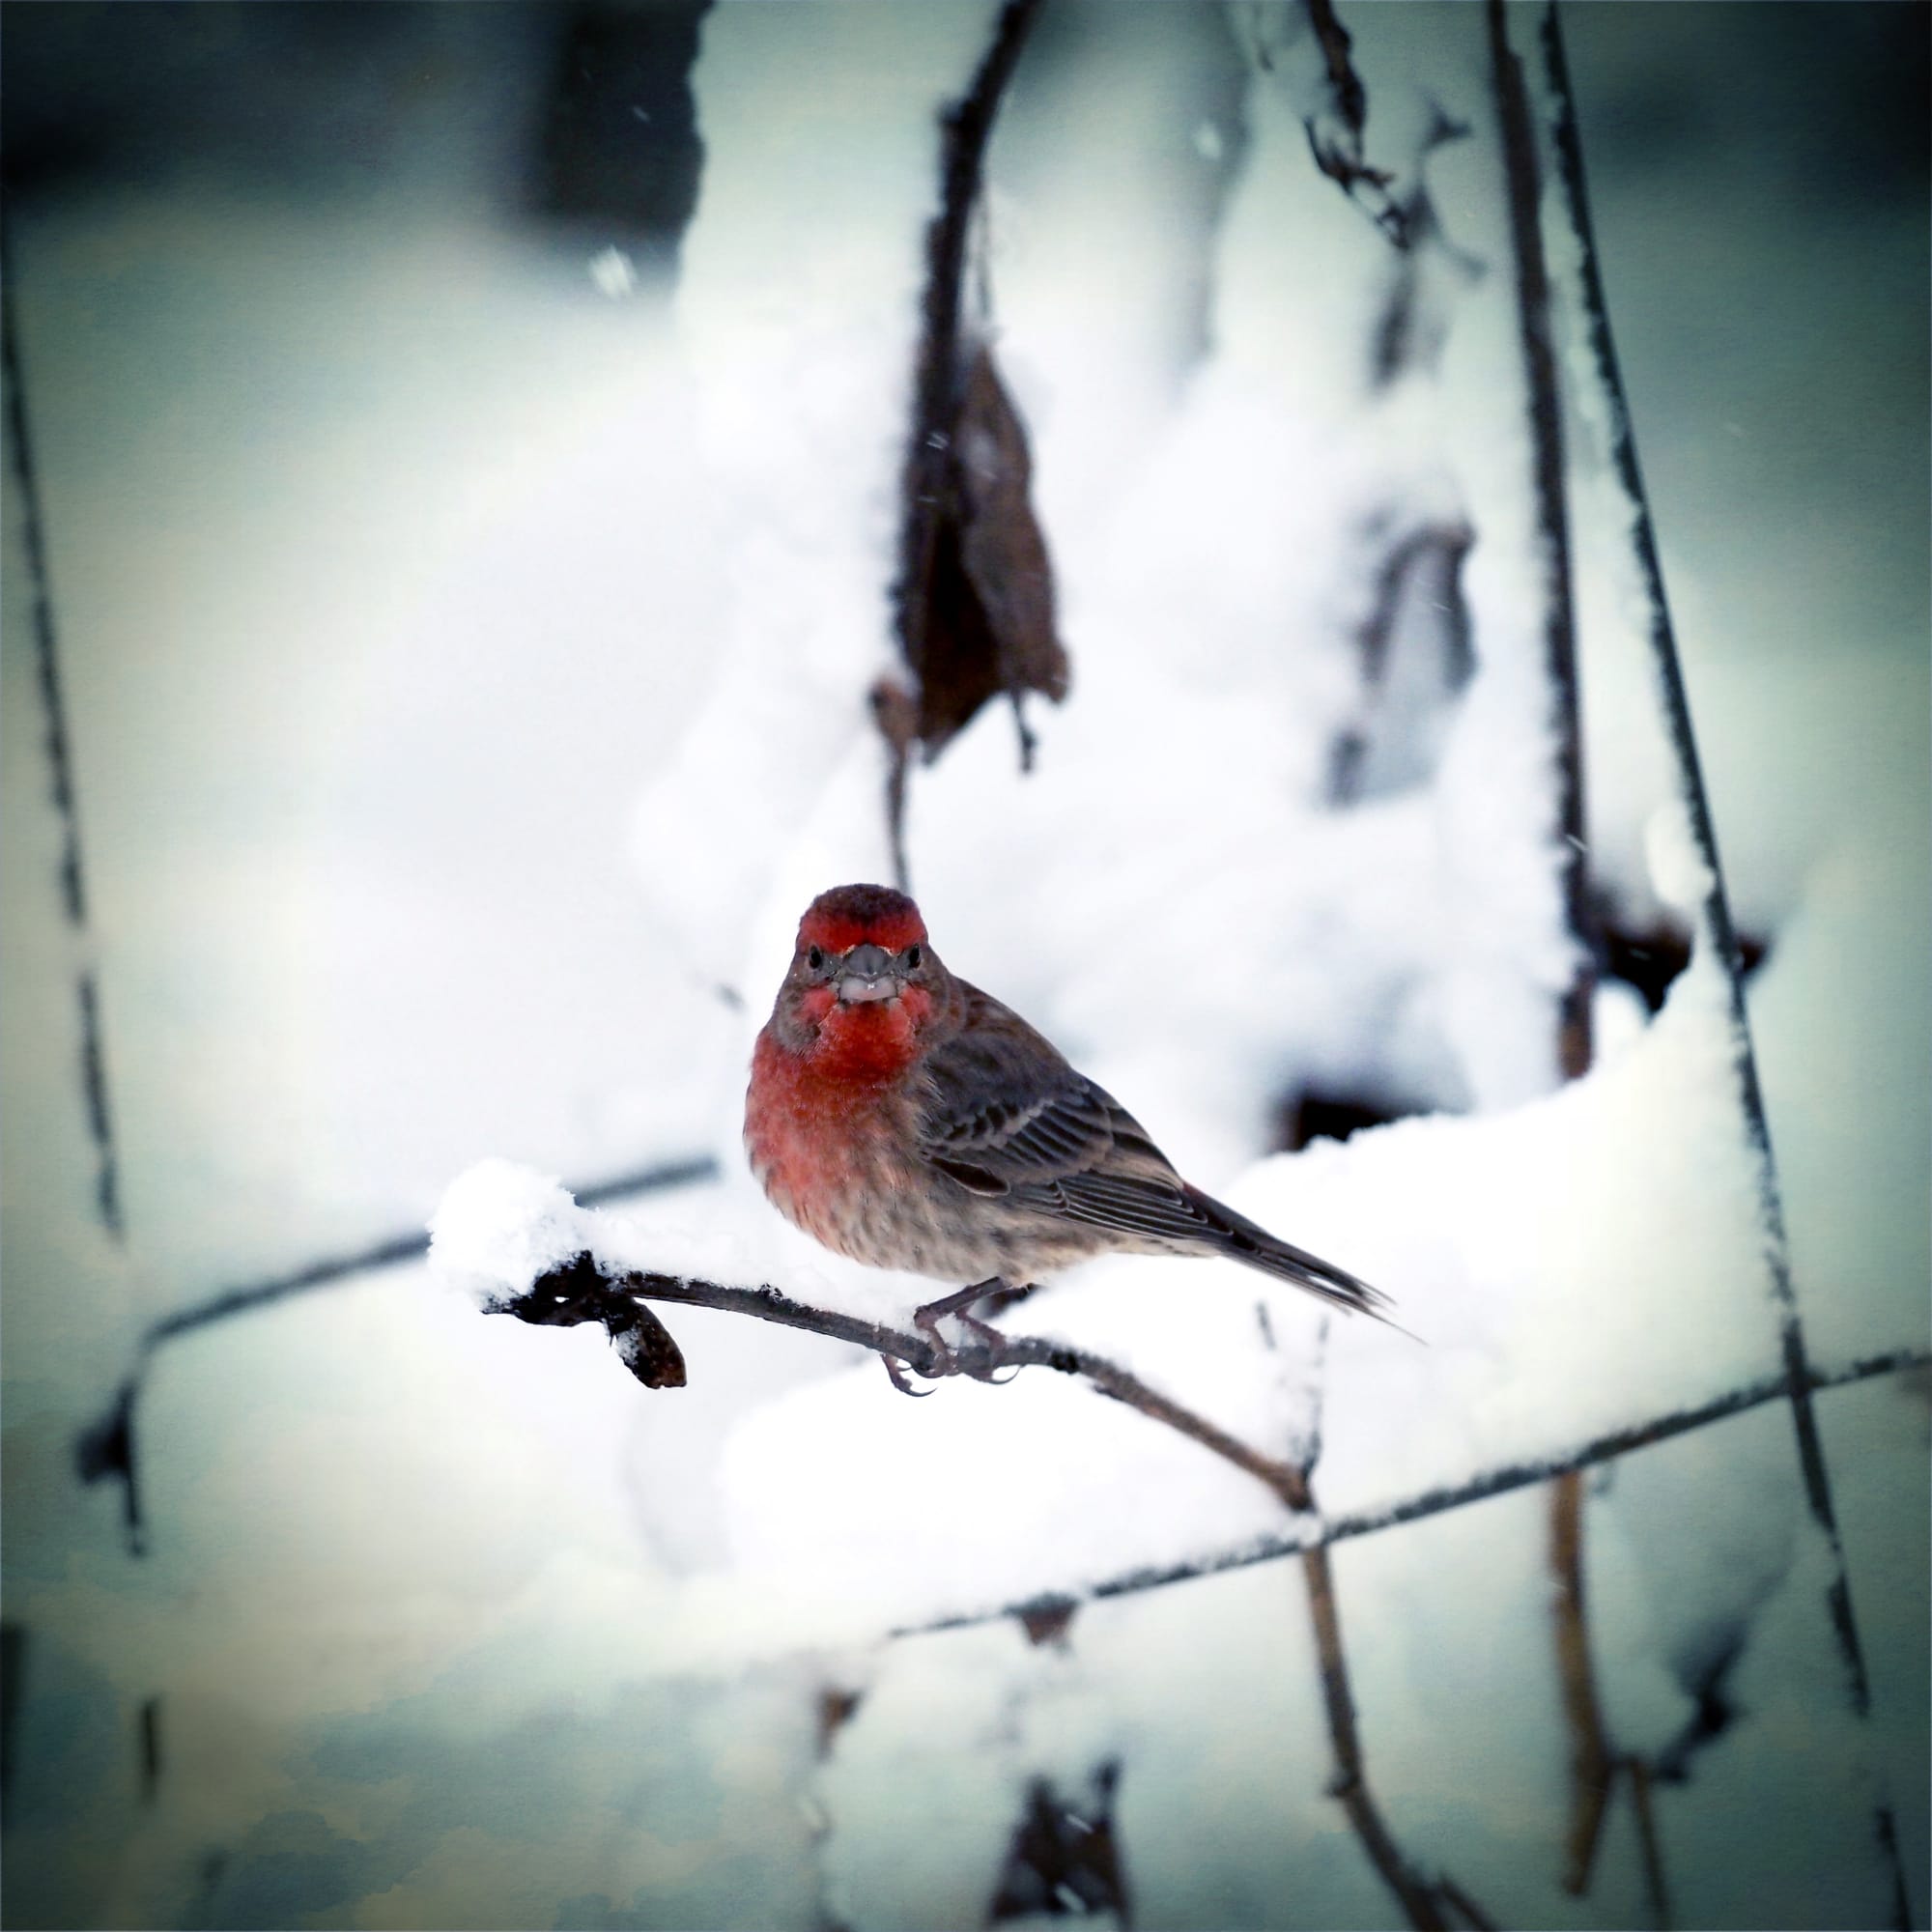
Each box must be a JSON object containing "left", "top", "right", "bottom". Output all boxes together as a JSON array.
[
  {"left": 911, "top": 1281, "right": 1017, "bottom": 1386},
  {"left": 880, "top": 1352, "right": 934, "bottom": 1397},
  {"left": 953, "top": 1310, "right": 1019, "bottom": 1383}
]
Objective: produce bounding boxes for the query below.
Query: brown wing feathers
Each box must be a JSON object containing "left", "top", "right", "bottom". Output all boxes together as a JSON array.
[{"left": 916, "top": 982, "right": 1386, "bottom": 1318}]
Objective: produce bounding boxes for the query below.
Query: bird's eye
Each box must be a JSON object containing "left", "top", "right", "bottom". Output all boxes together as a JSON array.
[
  {"left": 807, "top": 946, "right": 825, "bottom": 972},
  {"left": 904, "top": 944, "right": 923, "bottom": 969}
]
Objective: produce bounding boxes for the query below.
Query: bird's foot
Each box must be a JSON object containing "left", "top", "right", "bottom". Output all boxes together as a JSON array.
[
  {"left": 880, "top": 1351, "right": 934, "bottom": 1398},
  {"left": 912, "top": 1278, "right": 1020, "bottom": 1386}
]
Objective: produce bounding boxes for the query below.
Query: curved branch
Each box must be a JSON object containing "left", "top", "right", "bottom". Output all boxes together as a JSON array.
[
  {"left": 503, "top": 1253, "right": 1313, "bottom": 1510},
  {"left": 1236, "top": 0, "right": 1411, "bottom": 249}
]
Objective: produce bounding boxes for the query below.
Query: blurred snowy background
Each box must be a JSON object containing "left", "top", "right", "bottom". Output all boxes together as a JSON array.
[{"left": 2, "top": 4, "right": 1925, "bottom": 1928}]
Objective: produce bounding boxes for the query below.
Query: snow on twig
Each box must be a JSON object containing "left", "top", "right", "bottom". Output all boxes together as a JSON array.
[
  {"left": 490, "top": 1244, "right": 1495, "bottom": 1928},
  {"left": 498, "top": 1250, "right": 1317, "bottom": 1510},
  {"left": 1235, "top": 0, "right": 1412, "bottom": 247},
  {"left": 1487, "top": 0, "right": 1592, "bottom": 1080}
]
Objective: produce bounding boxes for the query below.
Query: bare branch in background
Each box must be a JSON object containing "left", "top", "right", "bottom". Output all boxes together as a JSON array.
[
  {"left": 1626, "top": 1756, "right": 1674, "bottom": 1930},
  {"left": 1487, "top": 0, "right": 1593, "bottom": 1082},
  {"left": 1299, "top": 1539, "right": 1462, "bottom": 1930},
  {"left": 1328, "top": 522, "right": 1476, "bottom": 808},
  {"left": 71, "top": 1153, "right": 719, "bottom": 1551},
  {"left": 1548, "top": 1440, "right": 1672, "bottom": 1929},
  {"left": 1233, "top": 0, "right": 1410, "bottom": 247},
  {"left": 869, "top": 676, "right": 920, "bottom": 895},
  {"left": 1549, "top": 1468, "right": 1614, "bottom": 1892},
  {"left": 1367, "top": 107, "right": 1482, "bottom": 389},
  {"left": 3, "top": 228, "right": 124, "bottom": 1240},
  {"left": 1250, "top": 1299, "right": 1483, "bottom": 1928}
]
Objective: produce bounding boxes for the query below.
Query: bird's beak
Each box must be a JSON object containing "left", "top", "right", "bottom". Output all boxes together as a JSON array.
[{"left": 836, "top": 942, "right": 903, "bottom": 1004}]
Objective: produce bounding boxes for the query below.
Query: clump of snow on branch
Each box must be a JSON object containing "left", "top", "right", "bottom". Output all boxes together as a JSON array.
[{"left": 428, "top": 1158, "right": 591, "bottom": 1311}]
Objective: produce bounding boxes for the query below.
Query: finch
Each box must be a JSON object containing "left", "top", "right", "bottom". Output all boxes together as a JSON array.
[{"left": 745, "top": 884, "right": 1387, "bottom": 1374}]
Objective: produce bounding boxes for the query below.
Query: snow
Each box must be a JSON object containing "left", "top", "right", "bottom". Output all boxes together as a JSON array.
[
  {"left": 3, "top": 4, "right": 1925, "bottom": 1929},
  {"left": 427, "top": 1159, "right": 591, "bottom": 1309}
]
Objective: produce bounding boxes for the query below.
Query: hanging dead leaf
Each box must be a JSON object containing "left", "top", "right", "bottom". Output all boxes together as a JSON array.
[{"left": 895, "top": 343, "right": 1069, "bottom": 764}]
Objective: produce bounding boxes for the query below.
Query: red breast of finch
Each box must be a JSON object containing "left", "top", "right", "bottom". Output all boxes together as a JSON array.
[{"left": 745, "top": 885, "right": 1388, "bottom": 1350}]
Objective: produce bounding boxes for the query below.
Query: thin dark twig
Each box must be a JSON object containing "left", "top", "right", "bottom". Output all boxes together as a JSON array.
[
  {"left": 1487, "top": 0, "right": 1592, "bottom": 1081},
  {"left": 1243, "top": 0, "right": 1408, "bottom": 247},
  {"left": 1537, "top": 6, "right": 1904, "bottom": 1916},
  {"left": 575, "top": 1155, "right": 723, "bottom": 1211},
  {"left": 870, "top": 677, "right": 919, "bottom": 895},
  {"left": 1297, "top": 0, "right": 1410, "bottom": 247},
  {"left": 2, "top": 220, "right": 124, "bottom": 1239},
  {"left": 1302, "top": 0, "right": 1368, "bottom": 148},
  {"left": 1298, "top": 1542, "right": 1452, "bottom": 1929},
  {"left": 1, "top": 224, "right": 84, "bottom": 928},
  {"left": 526, "top": 1254, "right": 1316, "bottom": 1507},
  {"left": 1549, "top": 1470, "right": 1614, "bottom": 1893},
  {"left": 1435, "top": 1871, "right": 1500, "bottom": 1932},
  {"left": 1623, "top": 1754, "right": 1673, "bottom": 1930},
  {"left": 1255, "top": 1307, "right": 1476, "bottom": 1927}
]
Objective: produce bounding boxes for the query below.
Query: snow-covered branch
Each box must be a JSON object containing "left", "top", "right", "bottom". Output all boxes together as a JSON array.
[
  {"left": 477, "top": 1238, "right": 1499, "bottom": 1931},
  {"left": 1234, "top": 0, "right": 1411, "bottom": 245},
  {"left": 495, "top": 1249, "right": 1319, "bottom": 1511}
]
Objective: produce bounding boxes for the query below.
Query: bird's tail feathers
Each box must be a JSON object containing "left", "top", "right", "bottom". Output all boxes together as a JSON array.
[{"left": 1183, "top": 1184, "right": 1396, "bottom": 1325}]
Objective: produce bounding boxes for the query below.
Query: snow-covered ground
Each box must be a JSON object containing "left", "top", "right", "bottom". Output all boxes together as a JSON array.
[{"left": 3, "top": 5, "right": 1924, "bottom": 1928}]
